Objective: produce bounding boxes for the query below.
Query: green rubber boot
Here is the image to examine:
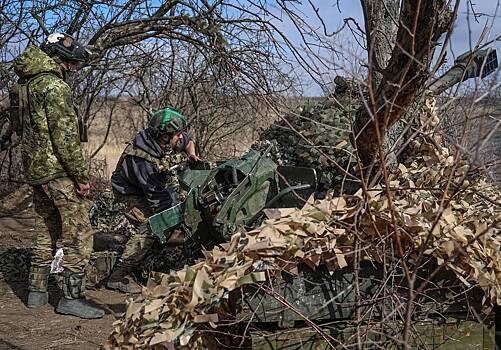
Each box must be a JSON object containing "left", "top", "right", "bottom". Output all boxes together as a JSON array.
[
  {"left": 27, "top": 265, "right": 50, "bottom": 308},
  {"left": 56, "top": 271, "right": 104, "bottom": 319}
]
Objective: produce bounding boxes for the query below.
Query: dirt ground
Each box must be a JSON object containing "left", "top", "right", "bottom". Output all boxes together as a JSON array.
[{"left": 0, "top": 193, "right": 128, "bottom": 350}]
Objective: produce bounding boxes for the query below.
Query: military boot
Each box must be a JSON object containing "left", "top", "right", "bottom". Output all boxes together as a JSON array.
[
  {"left": 56, "top": 270, "right": 104, "bottom": 319},
  {"left": 27, "top": 265, "right": 50, "bottom": 308},
  {"left": 106, "top": 262, "right": 142, "bottom": 294}
]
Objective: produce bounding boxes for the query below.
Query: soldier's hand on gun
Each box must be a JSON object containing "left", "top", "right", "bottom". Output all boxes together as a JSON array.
[
  {"left": 188, "top": 153, "right": 201, "bottom": 163},
  {"left": 76, "top": 183, "right": 91, "bottom": 197}
]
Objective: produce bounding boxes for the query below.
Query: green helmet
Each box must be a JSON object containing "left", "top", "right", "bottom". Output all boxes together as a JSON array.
[{"left": 148, "top": 108, "right": 189, "bottom": 136}]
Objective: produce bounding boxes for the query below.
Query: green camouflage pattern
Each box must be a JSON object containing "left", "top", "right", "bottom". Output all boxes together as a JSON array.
[
  {"left": 0, "top": 247, "right": 119, "bottom": 290},
  {"left": 85, "top": 251, "right": 118, "bottom": 287},
  {"left": 61, "top": 270, "right": 86, "bottom": 299},
  {"left": 31, "top": 177, "right": 93, "bottom": 273},
  {"left": 89, "top": 193, "right": 125, "bottom": 228},
  {"left": 89, "top": 191, "right": 138, "bottom": 237},
  {"left": 120, "top": 233, "right": 155, "bottom": 266},
  {"left": 28, "top": 265, "right": 50, "bottom": 292},
  {"left": 0, "top": 248, "right": 31, "bottom": 282},
  {"left": 13, "top": 45, "right": 89, "bottom": 185},
  {"left": 112, "top": 191, "right": 155, "bottom": 267},
  {"left": 140, "top": 244, "right": 192, "bottom": 276},
  {"left": 256, "top": 80, "right": 363, "bottom": 194},
  {"left": 149, "top": 108, "right": 189, "bottom": 134}
]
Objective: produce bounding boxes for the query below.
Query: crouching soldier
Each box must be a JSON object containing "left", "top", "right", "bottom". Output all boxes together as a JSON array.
[
  {"left": 12, "top": 33, "right": 104, "bottom": 318},
  {"left": 108, "top": 108, "right": 199, "bottom": 293}
]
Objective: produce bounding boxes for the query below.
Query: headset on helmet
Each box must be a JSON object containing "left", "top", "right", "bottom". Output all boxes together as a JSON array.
[
  {"left": 148, "top": 108, "right": 189, "bottom": 138},
  {"left": 40, "top": 32, "right": 91, "bottom": 62}
]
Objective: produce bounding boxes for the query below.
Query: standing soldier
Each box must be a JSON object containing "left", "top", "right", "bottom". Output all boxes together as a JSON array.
[
  {"left": 108, "top": 108, "right": 199, "bottom": 293},
  {"left": 12, "top": 33, "right": 104, "bottom": 319}
]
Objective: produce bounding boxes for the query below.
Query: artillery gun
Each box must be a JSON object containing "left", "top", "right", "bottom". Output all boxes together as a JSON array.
[
  {"left": 258, "top": 48, "right": 499, "bottom": 194},
  {"left": 147, "top": 143, "right": 322, "bottom": 246},
  {"left": 91, "top": 142, "right": 324, "bottom": 274},
  {"left": 91, "top": 48, "right": 499, "bottom": 349},
  {"left": 91, "top": 144, "right": 498, "bottom": 349}
]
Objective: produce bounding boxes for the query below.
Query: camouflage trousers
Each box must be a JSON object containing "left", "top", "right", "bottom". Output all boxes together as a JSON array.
[
  {"left": 31, "top": 177, "right": 93, "bottom": 273},
  {"left": 113, "top": 190, "right": 155, "bottom": 266}
]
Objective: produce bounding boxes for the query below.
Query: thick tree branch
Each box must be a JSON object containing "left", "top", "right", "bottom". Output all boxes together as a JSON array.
[
  {"left": 361, "top": 0, "right": 400, "bottom": 85},
  {"left": 353, "top": 0, "right": 453, "bottom": 168}
]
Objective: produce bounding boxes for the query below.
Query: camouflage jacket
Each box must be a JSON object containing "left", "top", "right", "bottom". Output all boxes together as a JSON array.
[{"left": 13, "top": 46, "right": 89, "bottom": 185}]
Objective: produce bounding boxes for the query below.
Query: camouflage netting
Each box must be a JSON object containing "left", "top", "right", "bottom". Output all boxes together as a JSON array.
[
  {"left": 0, "top": 246, "right": 119, "bottom": 288},
  {"left": 0, "top": 248, "right": 31, "bottom": 282},
  {"left": 104, "top": 96, "right": 500, "bottom": 349},
  {"left": 141, "top": 244, "right": 197, "bottom": 278},
  {"left": 89, "top": 191, "right": 136, "bottom": 237},
  {"left": 255, "top": 82, "right": 363, "bottom": 195}
]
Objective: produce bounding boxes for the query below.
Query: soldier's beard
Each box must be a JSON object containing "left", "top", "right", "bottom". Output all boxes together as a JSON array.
[
  {"left": 160, "top": 133, "right": 183, "bottom": 152},
  {"left": 161, "top": 138, "right": 181, "bottom": 153},
  {"left": 171, "top": 139, "right": 182, "bottom": 152}
]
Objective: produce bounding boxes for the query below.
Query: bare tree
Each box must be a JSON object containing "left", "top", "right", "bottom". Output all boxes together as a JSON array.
[{"left": 0, "top": 0, "right": 299, "bottom": 176}]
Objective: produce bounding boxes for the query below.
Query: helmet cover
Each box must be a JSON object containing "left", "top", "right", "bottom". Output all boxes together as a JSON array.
[
  {"left": 148, "top": 108, "right": 189, "bottom": 135},
  {"left": 41, "top": 32, "right": 91, "bottom": 62}
]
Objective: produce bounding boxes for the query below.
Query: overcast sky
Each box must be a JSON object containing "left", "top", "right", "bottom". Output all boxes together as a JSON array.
[{"left": 271, "top": 0, "right": 501, "bottom": 95}]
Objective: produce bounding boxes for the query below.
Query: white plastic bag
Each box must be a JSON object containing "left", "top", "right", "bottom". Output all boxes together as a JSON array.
[{"left": 50, "top": 248, "right": 64, "bottom": 273}]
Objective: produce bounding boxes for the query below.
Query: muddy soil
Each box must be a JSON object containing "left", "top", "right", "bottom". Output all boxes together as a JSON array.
[{"left": 0, "top": 192, "right": 129, "bottom": 350}]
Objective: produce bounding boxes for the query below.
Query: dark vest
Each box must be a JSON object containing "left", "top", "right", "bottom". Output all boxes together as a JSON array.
[{"left": 115, "top": 142, "right": 184, "bottom": 173}]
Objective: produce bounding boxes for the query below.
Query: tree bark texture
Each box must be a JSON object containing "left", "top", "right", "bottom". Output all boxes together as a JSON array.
[
  {"left": 361, "top": 0, "right": 400, "bottom": 85},
  {"left": 353, "top": 0, "right": 452, "bottom": 168},
  {"left": 361, "top": 0, "right": 401, "bottom": 167}
]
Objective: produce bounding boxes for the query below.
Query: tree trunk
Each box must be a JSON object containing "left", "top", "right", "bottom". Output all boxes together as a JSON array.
[
  {"left": 353, "top": 0, "right": 452, "bottom": 169},
  {"left": 361, "top": 0, "right": 400, "bottom": 86},
  {"left": 361, "top": 0, "right": 401, "bottom": 168}
]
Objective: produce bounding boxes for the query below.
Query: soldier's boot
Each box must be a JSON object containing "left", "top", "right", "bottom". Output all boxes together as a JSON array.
[
  {"left": 56, "top": 270, "right": 105, "bottom": 319},
  {"left": 27, "top": 265, "right": 50, "bottom": 308},
  {"left": 106, "top": 262, "right": 142, "bottom": 294}
]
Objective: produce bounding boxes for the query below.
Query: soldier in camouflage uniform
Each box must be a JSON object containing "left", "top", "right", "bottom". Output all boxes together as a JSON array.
[
  {"left": 12, "top": 33, "right": 104, "bottom": 319},
  {"left": 108, "top": 108, "right": 199, "bottom": 293}
]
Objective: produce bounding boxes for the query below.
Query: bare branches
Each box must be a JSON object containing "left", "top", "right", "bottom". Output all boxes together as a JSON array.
[{"left": 67, "top": 0, "right": 93, "bottom": 36}]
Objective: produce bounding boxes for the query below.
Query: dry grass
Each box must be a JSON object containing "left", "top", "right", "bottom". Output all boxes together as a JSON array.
[
  {"left": 440, "top": 96, "right": 501, "bottom": 183},
  {"left": 83, "top": 99, "right": 144, "bottom": 180},
  {"left": 81, "top": 96, "right": 292, "bottom": 179},
  {"left": 84, "top": 139, "right": 126, "bottom": 180}
]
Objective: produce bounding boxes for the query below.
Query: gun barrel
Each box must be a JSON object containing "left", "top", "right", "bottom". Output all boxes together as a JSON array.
[
  {"left": 428, "top": 48, "right": 498, "bottom": 94},
  {"left": 429, "top": 65, "right": 471, "bottom": 94}
]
